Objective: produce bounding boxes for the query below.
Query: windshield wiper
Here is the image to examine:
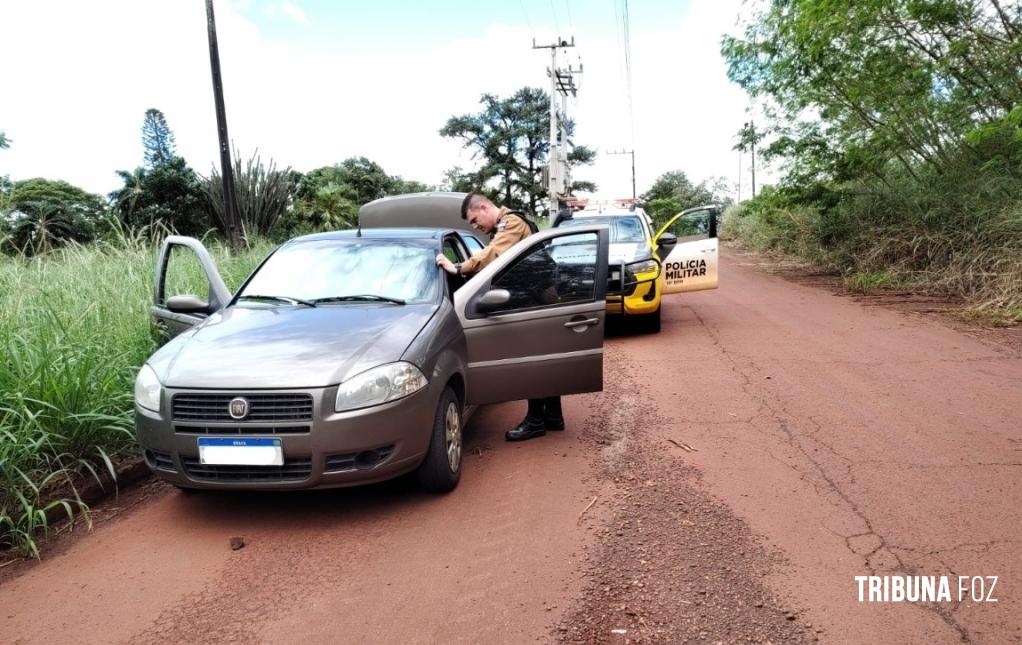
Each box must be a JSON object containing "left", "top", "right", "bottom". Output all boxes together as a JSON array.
[
  {"left": 237, "top": 294, "right": 317, "bottom": 307},
  {"left": 312, "top": 294, "right": 406, "bottom": 305}
]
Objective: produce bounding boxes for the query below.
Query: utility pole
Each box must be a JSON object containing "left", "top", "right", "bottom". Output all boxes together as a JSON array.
[
  {"left": 747, "top": 119, "right": 757, "bottom": 199},
  {"left": 533, "top": 37, "right": 580, "bottom": 214},
  {"left": 737, "top": 147, "right": 742, "bottom": 202},
  {"left": 607, "top": 149, "right": 636, "bottom": 200},
  {"left": 205, "top": 0, "right": 241, "bottom": 250}
]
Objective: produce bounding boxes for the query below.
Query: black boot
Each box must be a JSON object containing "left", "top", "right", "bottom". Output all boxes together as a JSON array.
[
  {"left": 506, "top": 400, "right": 547, "bottom": 441},
  {"left": 505, "top": 417, "right": 546, "bottom": 441},
  {"left": 544, "top": 396, "right": 565, "bottom": 431}
]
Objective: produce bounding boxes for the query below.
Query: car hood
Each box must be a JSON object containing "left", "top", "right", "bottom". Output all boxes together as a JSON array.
[
  {"left": 609, "top": 242, "right": 650, "bottom": 264},
  {"left": 148, "top": 304, "right": 438, "bottom": 389}
]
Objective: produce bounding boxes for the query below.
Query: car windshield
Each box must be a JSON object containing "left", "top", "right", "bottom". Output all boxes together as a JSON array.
[
  {"left": 237, "top": 239, "right": 439, "bottom": 305},
  {"left": 558, "top": 215, "right": 646, "bottom": 243}
]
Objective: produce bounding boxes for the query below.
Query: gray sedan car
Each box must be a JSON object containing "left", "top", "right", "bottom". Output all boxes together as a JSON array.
[{"left": 135, "top": 193, "right": 609, "bottom": 492}]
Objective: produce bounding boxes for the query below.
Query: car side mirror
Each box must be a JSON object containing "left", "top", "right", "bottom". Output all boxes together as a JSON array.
[
  {"left": 476, "top": 288, "right": 511, "bottom": 313},
  {"left": 655, "top": 232, "right": 677, "bottom": 260},
  {"left": 166, "top": 294, "right": 210, "bottom": 314}
]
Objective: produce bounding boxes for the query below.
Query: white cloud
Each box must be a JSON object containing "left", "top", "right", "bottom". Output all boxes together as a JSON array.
[
  {"left": 0, "top": 0, "right": 764, "bottom": 203},
  {"left": 279, "top": 1, "right": 311, "bottom": 27}
]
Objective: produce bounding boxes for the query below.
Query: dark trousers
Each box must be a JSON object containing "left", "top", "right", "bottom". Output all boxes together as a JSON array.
[{"left": 526, "top": 396, "right": 563, "bottom": 422}]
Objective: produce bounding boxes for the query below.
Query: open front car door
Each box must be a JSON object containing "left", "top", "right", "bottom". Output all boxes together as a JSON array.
[
  {"left": 152, "top": 235, "right": 232, "bottom": 340},
  {"left": 454, "top": 226, "right": 610, "bottom": 405},
  {"left": 654, "top": 205, "right": 720, "bottom": 294}
]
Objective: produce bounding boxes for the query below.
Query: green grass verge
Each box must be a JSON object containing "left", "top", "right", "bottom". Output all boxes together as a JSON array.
[{"left": 0, "top": 235, "right": 274, "bottom": 557}]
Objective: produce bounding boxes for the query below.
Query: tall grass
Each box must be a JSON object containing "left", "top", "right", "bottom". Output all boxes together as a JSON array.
[
  {"left": 0, "top": 232, "right": 274, "bottom": 556},
  {"left": 724, "top": 164, "right": 1022, "bottom": 319}
]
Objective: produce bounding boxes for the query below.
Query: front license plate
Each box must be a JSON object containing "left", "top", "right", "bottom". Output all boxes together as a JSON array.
[{"left": 198, "top": 437, "right": 283, "bottom": 466}]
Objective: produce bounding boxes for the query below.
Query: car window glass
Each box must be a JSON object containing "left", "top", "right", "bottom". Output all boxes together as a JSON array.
[
  {"left": 462, "top": 234, "right": 484, "bottom": 255},
  {"left": 163, "top": 246, "right": 210, "bottom": 305},
  {"left": 239, "top": 240, "right": 439, "bottom": 304},
  {"left": 663, "top": 210, "right": 713, "bottom": 242},
  {"left": 488, "top": 232, "right": 598, "bottom": 313},
  {"left": 442, "top": 239, "right": 460, "bottom": 263},
  {"left": 558, "top": 216, "right": 645, "bottom": 243}
]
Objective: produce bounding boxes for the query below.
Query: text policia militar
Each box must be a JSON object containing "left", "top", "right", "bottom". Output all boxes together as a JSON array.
[
  {"left": 855, "top": 576, "right": 998, "bottom": 603},
  {"left": 665, "top": 259, "right": 706, "bottom": 281}
]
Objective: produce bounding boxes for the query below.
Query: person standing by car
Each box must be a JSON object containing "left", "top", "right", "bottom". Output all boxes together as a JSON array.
[{"left": 435, "top": 192, "right": 564, "bottom": 442}]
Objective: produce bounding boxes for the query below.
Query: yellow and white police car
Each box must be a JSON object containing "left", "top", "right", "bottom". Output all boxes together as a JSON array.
[{"left": 555, "top": 201, "right": 719, "bottom": 332}]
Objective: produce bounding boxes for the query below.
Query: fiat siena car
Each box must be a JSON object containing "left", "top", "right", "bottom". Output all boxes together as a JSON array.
[
  {"left": 555, "top": 202, "right": 721, "bottom": 333},
  {"left": 135, "top": 192, "right": 609, "bottom": 493}
]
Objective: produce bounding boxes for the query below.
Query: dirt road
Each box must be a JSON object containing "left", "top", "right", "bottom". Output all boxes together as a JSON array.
[{"left": 2, "top": 248, "right": 1020, "bottom": 644}]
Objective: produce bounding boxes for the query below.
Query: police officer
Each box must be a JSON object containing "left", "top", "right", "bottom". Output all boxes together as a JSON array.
[{"left": 435, "top": 192, "right": 564, "bottom": 442}]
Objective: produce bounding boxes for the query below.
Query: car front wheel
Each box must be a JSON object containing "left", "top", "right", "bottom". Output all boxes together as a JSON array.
[
  {"left": 635, "top": 305, "right": 662, "bottom": 334},
  {"left": 416, "top": 386, "right": 463, "bottom": 493}
]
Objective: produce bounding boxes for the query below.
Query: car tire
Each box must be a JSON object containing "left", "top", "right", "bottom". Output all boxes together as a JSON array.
[
  {"left": 635, "top": 306, "right": 662, "bottom": 334},
  {"left": 416, "top": 386, "right": 463, "bottom": 493}
]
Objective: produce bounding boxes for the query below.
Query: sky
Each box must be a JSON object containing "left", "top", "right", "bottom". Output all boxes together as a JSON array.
[{"left": 0, "top": 0, "right": 765, "bottom": 202}]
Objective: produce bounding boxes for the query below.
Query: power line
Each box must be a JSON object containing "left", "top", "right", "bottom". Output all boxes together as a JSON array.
[
  {"left": 517, "top": 0, "right": 534, "bottom": 30},
  {"left": 564, "top": 0, "right": 574, "bottom": 32},
  {"left": 549, "top": 0, "right": 560, "bottom": 32},
  {"left": 622, "top": 0, "right": 635, "bottom": 148}
]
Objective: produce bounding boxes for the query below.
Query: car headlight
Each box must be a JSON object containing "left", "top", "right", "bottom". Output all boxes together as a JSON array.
[
  {"left": 335, "top": 362, "right": 428, "bottom": 412},
  {"left": 627, "top": 258, "right": 660, "bottom": 276},
  {"left": 134, "top": 364, "right": 162, "bottom": 413}
]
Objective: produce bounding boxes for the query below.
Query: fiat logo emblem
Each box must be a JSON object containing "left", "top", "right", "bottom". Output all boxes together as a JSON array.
[{"left": 228, "top": 397, "right": 249, "bottom": 420}]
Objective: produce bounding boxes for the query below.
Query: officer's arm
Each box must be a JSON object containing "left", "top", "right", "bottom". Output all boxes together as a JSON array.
[{"left": 460, "top": 218, "right": 530, "bottom": 275}]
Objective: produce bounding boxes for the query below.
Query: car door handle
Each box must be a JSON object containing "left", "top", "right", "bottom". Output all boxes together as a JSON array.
[{"left": 564, "top": 317, "right": 599, "bottom": 329}]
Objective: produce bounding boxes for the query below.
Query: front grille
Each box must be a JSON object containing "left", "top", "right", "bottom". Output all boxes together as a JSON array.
[
  {"left": 175, "top": 425, "right": 310, "bottom": 435},
  {"left": 146, "top": 450, "right": 176, "bottom": 472},
  {"left": 325, "top": 445, "right": 395, "bottom": 473},
  {"left": 172, "top": 394, "right": 313, "bottom": 422},
  {"left": 182, "top": 457, "right": 312, "bottom": 482}
]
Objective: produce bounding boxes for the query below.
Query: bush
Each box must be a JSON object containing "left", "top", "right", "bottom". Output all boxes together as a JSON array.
[{"left": 727, "top": 152, "right": 1022, "bottom": 316}]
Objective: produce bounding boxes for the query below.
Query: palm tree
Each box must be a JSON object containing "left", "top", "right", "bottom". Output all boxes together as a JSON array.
[
  {"left": 9, "top": 201, "right": 85, "bottom": 255},
  {"left": 110, "top": 167, "right": 147, "bottom": 220}
]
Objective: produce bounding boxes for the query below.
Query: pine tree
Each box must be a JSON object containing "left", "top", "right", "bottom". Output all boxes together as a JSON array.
[{"left": 141, "top": 109, "right": 176, "bottom": 168}]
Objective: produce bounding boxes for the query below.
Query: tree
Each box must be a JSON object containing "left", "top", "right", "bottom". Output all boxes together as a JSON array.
[
  {"left": 285, "top": 157, "right": 431, "bottom": 234},
  {"left": 141, "top": 109, "right": 177, "bottom": 168},
  {"left": 721, "top": 0, "right": 1022, "bottom": 185},
  {"left": 640, "top": 171, "right": 716, "bottom": 227},
  {"left": 110, "top": 158, "right": 211, "bottom": 236},
  {"left": 204, "top": 150, "right": 294, "bottom": 236},
  {"left": 3, "top": 178, "right": 106, "bottom": 254},
  {"left": 441, "top": 87, "right": 596, "bottom": 215},
  {"left": 0, "top": 130, "right": 9, "bottom": 150}
]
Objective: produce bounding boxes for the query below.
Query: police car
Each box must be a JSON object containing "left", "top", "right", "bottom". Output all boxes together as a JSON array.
[{"left": 554, "top": 200, "right": 720, "bottom": 333}]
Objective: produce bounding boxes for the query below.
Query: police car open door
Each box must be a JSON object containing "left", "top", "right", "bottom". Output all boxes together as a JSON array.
[
  {"left": 454, "top": 226, "right": 610, "bottom": 406},
  {"left": 653, "top": 205, "right": 720, "bottom": 294}
]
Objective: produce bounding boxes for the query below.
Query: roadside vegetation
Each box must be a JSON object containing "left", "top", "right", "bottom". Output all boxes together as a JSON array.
[
  {"left": 722, "top": 0, "right": 1022, "bottom": 320},
  {"left": 0, "top": 232, "right": 273, "bottom": 557}
]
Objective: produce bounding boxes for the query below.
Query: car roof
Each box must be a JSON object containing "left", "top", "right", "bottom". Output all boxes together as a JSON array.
[
  {"left": 573, "top": 209, "right": 644, "bottom": 217},
  {"left": 358, "top": 191, "right": 490, "bottom": 240}
]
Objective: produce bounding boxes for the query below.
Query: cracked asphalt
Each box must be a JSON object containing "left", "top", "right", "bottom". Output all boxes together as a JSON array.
[{"left": 1, "top": 247, "right": 1019, "bottom": 643}]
